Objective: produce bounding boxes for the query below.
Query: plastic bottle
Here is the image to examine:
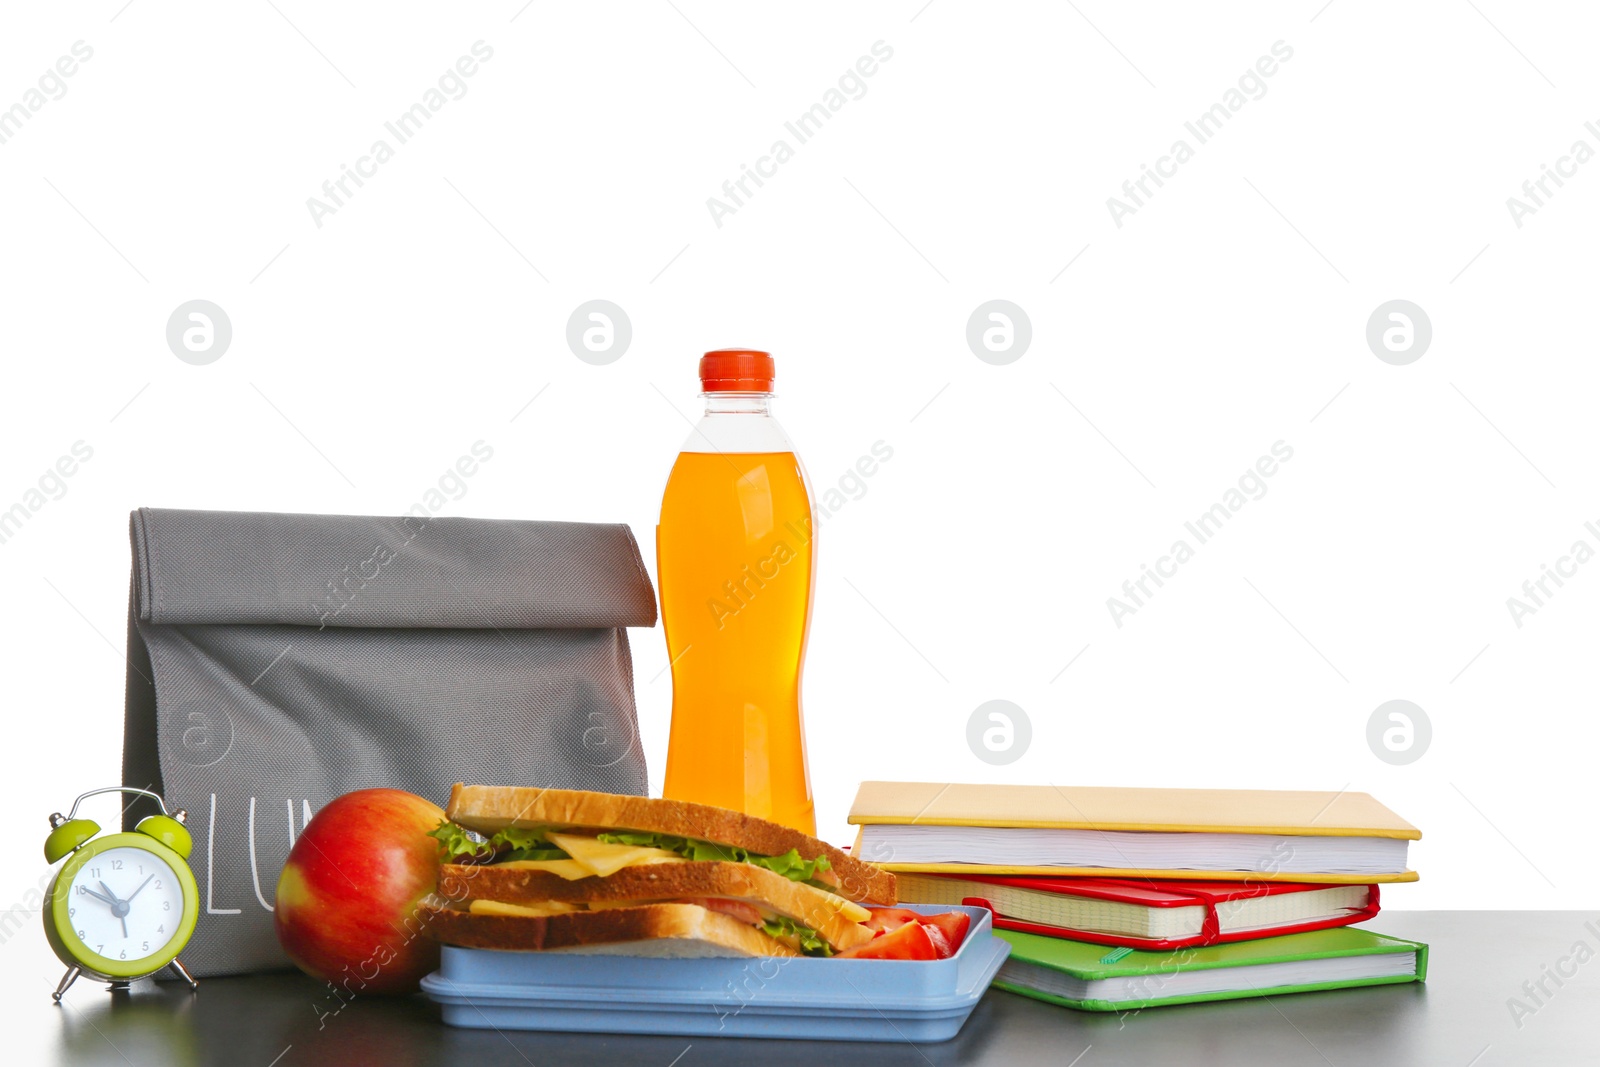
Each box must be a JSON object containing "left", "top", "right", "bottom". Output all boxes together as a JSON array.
[{"left": 657, "top": 350, "right": 816, "bottom": 834}]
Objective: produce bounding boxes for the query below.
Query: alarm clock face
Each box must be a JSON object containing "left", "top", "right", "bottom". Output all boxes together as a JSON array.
[{"left": 63, "top": 846, "right": 186, "bottom": 965}]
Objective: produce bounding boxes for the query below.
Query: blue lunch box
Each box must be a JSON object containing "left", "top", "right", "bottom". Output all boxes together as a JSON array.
[{"left": 421, "top": 902, "right": 1008, "bottom": 1042}]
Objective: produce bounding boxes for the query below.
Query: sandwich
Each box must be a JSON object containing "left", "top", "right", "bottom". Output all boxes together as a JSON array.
[{"left": 422, "top": 785, "right": 899, "bottom": 958}]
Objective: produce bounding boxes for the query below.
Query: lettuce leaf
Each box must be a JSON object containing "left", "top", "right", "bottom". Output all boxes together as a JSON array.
[
  {"left": 492, "top": 826, "right": 568, "bottom": 862},
  {"left": 759, "top": 916, "right": 833, "bottom": 957},
  {"left": 595, "top": 832, "right": 832, "bottom": 883},
  {"left": 430, "top": 822, "right": 835, "bottom": 880},
  {"left": 428, "top": 821, "right": 567, "bottom": 864},
  {"left": 427, "top": 821, "right": 492, "bottom": 863}
]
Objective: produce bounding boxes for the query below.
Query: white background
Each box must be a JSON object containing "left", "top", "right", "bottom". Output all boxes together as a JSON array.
[{"left": 2, "top": 0, "right": 1596, "bottom": 936}]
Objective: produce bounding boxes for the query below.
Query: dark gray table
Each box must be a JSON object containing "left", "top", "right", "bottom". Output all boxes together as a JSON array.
[{"left": 21, "top": 913, "right": 1600, "bottom": 1065}]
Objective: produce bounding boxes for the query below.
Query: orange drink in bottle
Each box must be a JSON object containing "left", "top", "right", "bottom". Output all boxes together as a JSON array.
[{"left": 657, "top": 350, "right": 816, "bottom": 834}]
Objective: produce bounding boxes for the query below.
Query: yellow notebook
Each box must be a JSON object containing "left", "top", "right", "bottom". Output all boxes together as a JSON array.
[{"left": 848, "top": 781, "right": 1420, "bottom": 884}]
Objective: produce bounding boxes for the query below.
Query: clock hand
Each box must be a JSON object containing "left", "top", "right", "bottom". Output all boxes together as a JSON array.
[
  {"left": 97, "top": 881, "right": 131, "bottom": 938},
  {"left": 82, "top": 887, "right": 116, "bottom": 906},
  {"left": 125, "top": 874, "right": 155, "bottom": 902}
]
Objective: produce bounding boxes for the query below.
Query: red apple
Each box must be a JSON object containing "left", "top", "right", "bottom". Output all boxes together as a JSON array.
[{"left": 274, "top": 788, "right": 446, "bottom": 994}]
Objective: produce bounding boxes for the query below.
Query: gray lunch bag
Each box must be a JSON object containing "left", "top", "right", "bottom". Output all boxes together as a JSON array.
[{"left": 120, "top": 507, "right": 657, "bottom": 976}]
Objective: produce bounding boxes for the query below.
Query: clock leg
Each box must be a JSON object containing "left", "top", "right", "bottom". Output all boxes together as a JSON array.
[
  {"left": 51, "top": 966, "right": 81, "bottom": 1004},
  {"left": 169, "top": 957, "right": 199, "bottom": 992}
]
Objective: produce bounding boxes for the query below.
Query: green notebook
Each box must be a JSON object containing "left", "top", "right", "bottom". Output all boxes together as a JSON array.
[{"left": 994, "top": 927, "right": 1428, "bottom": 1012}]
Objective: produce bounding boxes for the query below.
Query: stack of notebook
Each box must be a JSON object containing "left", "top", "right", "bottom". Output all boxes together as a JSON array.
[{"left": 849, "top": 782, "right": 1428, "bottom": 1012}]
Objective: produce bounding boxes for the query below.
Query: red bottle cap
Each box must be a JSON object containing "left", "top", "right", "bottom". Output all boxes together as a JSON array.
[{"left": 699, "top": 349, "right": 775, "bottom": 393}]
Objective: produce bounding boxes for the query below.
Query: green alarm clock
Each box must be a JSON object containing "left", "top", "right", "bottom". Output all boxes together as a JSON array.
[{"left": 43, "top": 787, "right": 201, "bottom": 1002}]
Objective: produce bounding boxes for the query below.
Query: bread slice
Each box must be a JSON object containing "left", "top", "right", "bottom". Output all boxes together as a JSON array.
[
  {"left": 446, "top": 784, "right": 897, "bottom": 904},
  {"left": 438, "top": 859, "right": 875, "bottom": 951},
  {"left": 423, "top": 902, "right": 803, "bottom": 958}
]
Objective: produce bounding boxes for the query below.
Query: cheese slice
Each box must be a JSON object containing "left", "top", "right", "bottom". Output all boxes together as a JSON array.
[
  {"left": 830, "top": 897, "right": 872, "bottom": 923},
  {"left": 468, "top": 899, "right": 583, "bottom": 918},
  {"left": 545, "top": 833, "right": 688, "bottom": 878},
  {"left": 491, "top": 859, "right": 595, "bottom": 880},
  {"left": 485, "top": 835, "right": 863, "bottom": 920}
]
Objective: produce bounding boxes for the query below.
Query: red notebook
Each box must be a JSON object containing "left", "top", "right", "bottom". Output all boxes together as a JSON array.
[{"left": 894, "top": 872, "right": 1380, "bottom": 950}]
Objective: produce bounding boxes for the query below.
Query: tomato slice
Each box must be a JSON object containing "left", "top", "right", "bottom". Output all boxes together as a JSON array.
[
  {"left": 918, "top": 912, "right": 971, "bottom": 959},
  {"left": 837, "top": 919, "right": 937, "bottom": 960}
]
